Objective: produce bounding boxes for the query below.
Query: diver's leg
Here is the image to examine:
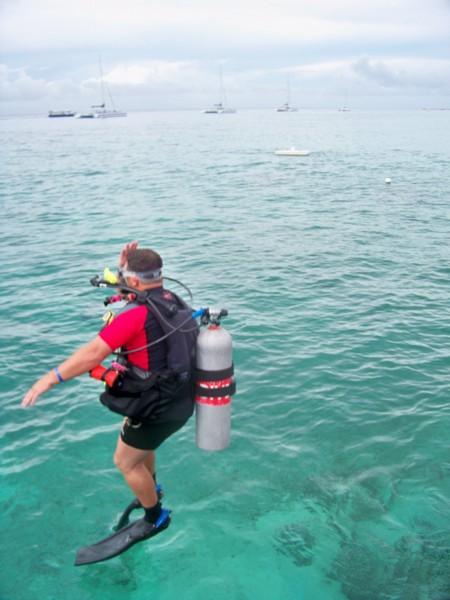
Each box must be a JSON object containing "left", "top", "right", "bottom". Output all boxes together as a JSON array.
[
  {"left": 114, "top": 436, "right": 158, "bottom": 508},
  {"left": 143, "top": 452, "right": 156, "bottom": 478}
]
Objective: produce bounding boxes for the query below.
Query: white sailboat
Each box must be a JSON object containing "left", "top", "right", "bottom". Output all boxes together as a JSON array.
[
  {"left": 338, "top": 90, "right": 351, "bottom": 112},
  {"left": 75, "top": 58, "right": 127, "bottom": 119},
  {"left": 204, "top": 102, "right": 236, "bottom": 114},
  {"left": 204, "top": 66, "right": 236, "bottom": 114},
  {"left": 276, "top": 102, "right": 298, "bottom": 112},
  {"left": 276, "top": 76, "right": 298, "bottom": 112},
  {"left": 74, "top": 110, "right": 96, "bottom": 119}
]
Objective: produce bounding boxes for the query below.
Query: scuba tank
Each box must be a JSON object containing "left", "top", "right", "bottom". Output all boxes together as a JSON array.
[{"left": 195, "top": 309, "right": 236, "bottom": 451}]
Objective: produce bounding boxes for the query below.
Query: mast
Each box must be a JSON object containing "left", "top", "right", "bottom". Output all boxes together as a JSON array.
[
  {"left": 98, "top": 55, "right": 106, "bottom": 107},
  {"left": 94, "top": 56, "right": 117, "bottom": 110},
  {"left": 219, "top": 64, "right": 227, "bottom": 107}
]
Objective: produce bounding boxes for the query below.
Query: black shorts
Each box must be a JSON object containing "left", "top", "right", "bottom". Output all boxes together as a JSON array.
[{"left": 120, "top": 417, "right": 189, "bottom": 450}]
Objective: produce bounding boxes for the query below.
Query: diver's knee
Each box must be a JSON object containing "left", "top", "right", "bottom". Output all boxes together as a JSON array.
[{"left": 113, "top": 451, "right": 129, "bottom": 473}]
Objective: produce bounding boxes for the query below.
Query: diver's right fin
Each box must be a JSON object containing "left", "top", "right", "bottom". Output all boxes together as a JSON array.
[{"left": 75, "top": 510, "right": 171, "bottom": 566}]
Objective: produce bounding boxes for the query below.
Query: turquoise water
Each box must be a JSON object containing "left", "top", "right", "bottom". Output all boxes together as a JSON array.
[{"left": 1, "top": 110, "right": 449, "bottom": 600}]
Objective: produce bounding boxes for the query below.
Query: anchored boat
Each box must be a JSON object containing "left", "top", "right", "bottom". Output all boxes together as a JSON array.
[
  {"left": 75, "top": 58, "right": 127, "bottom": 119},
  {"left": 48, "top": 110, "right": 75, "bottom": 118},
  {"left": 274, "top": 147, "right": 310, "bottom": 156}
]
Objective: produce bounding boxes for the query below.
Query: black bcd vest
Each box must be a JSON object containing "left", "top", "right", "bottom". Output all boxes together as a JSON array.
[{"left": 100, "top": 288, "right": 199, "bottom": 422}]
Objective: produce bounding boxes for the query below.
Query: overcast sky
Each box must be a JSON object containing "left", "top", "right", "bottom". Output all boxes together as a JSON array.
[{"left": 1, "top": 0, "right": 449, "bottom": 114}]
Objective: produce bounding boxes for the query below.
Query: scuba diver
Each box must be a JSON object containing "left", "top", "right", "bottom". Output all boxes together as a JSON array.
[{"left": 21, "top": 241, "right": 199, "bottom": 565}]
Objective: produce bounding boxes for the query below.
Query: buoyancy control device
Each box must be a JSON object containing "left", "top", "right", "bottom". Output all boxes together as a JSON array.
[{"left": 90, "top": 274, "right": 236, "bottom": 449}]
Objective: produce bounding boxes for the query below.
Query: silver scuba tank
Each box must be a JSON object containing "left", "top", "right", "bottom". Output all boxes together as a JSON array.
[{"left": 195, "top": 309, "right": 235, "bottom": 451}]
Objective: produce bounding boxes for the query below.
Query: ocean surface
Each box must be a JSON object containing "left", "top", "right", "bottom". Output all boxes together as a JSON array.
[{"left": 0, "top": 109, "right": 449, "bottom": 600}]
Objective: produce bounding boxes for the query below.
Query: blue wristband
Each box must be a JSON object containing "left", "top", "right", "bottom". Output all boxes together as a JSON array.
[{"left": 54, "top": 367, "right": 65, "bottom": 383}]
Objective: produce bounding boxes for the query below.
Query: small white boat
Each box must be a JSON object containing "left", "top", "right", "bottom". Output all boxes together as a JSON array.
[
  {"left": 274, "top": 147, "right": 310, "bottom": 156},
  {"left": 48, "top": 110, "right": 75, "bottom": 118},
  {"left": 74, "top": 107, "right": 127, "bottom": 119},
  {"left": 276, "top": 102, "right": 298, "bottom": 112},
  {"left": 95, "top": 109, "right": 127, "bottom": 118},
  {"left": 75, "top": 58, "right": 127, "bottom": 120},
  {"left": 74, "top": 112, "right": 95, "bottom": 119},
  {"left": 204, "top": 102, "right": 236, "bottom": 114},
  {"left": 276, "top": 76, "right": 298, "bottom": 111},
  {"left": 203, "top": 67, "right": 236, "bottom": 114}
]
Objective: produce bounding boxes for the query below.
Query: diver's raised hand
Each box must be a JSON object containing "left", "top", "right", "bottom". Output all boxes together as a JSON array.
[{"left": 119, "top": 241, "right": 139, "bottom": 268}]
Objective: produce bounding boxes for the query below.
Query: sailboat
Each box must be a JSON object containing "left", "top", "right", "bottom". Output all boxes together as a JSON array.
[
  {"left": 338, "top": 89, "right": 351, "bottom": 112},
  {"left": 276, "top": 102, "right": 298, "bottom": 112},
  {"left": 204, "top": 67, "right": 236, "bottom": 114},
  {"left": 276, "top": 75, "right": 298, "bottom": 112},
  {"left": 75, "top": 58, "right": 127, "bottom": 119},
  {"left": 204, "top": 102, "right": 236, "bottom": 114}
]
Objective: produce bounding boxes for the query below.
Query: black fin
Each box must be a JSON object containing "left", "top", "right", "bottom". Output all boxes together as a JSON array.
[
  {"left": 115, "top": 486, "right": 163, "bottom": 531},
  {"left": 115, "top": 498, "right": 142, "bottom": 531},
  {"left": 74, "top": 511, "right": 170, "bottom": 566}
]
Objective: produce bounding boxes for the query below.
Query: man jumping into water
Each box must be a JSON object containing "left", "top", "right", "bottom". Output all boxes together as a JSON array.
[{"left": 22, "top": 241, "right": 198, "bottom": 564}]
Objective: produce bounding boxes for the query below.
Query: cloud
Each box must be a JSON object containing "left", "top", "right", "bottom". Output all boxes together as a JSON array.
[
  {"left": 0, "top": 60, "right": 209, "bottom": 107},
  {"left": 3, "top": 54, "right": 449, "bottom": 110},
  {"left": 1, "top": 0, "right": 449, "bottom": 110},
  {"left": 0, "top": 65, "right": 81, "bottom": 101},
  {"left": 352, "top": 57, "right": 450, "bottom": 90},
  {"left": 245, "top": 56, "right": 450, "bottom": 94},
  {"left": 103, "top": 61, "right": 204, "bottom": 90},
  {"left": 0, "top": 65, "right": 44, "bottom": 101}
]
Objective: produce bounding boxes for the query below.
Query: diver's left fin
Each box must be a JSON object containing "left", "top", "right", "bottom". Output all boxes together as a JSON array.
[
  {"left": 115, "top": 486, "right": 163, "bottom": 531},
  {"left": 115, "top": 498, "right": 141, "bottom": 531}
]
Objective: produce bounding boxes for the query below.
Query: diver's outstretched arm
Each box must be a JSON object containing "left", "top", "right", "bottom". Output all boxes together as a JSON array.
[{"left": 21, "top": 336, "right": 112, "bottom": 408}]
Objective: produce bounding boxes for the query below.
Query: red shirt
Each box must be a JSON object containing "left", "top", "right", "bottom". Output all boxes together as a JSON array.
[{"left": 99, "top": 305, "right": 159, "bottom": 371}]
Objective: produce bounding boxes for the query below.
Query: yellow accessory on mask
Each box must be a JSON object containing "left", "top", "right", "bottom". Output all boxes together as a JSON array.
[{"left": 103, "top": 267, "right": 119, "bottom": 285}]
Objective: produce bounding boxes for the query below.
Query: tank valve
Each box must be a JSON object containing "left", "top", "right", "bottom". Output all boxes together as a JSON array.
[{"left": 201, "top": 307, "right": 228, "bottom": 326}]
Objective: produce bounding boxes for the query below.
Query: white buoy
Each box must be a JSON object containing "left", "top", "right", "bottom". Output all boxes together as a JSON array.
[{"left": 385, "top": 177, "right": 392, "bottom": 184}]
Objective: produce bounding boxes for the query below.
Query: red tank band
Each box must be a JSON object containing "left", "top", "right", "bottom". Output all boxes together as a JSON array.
[
  {"left": 195, "top": 395, "right": 232, "bottom": 406},
  {"left": 195, "top": 376, "right": 234, "bottom": 405}
]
